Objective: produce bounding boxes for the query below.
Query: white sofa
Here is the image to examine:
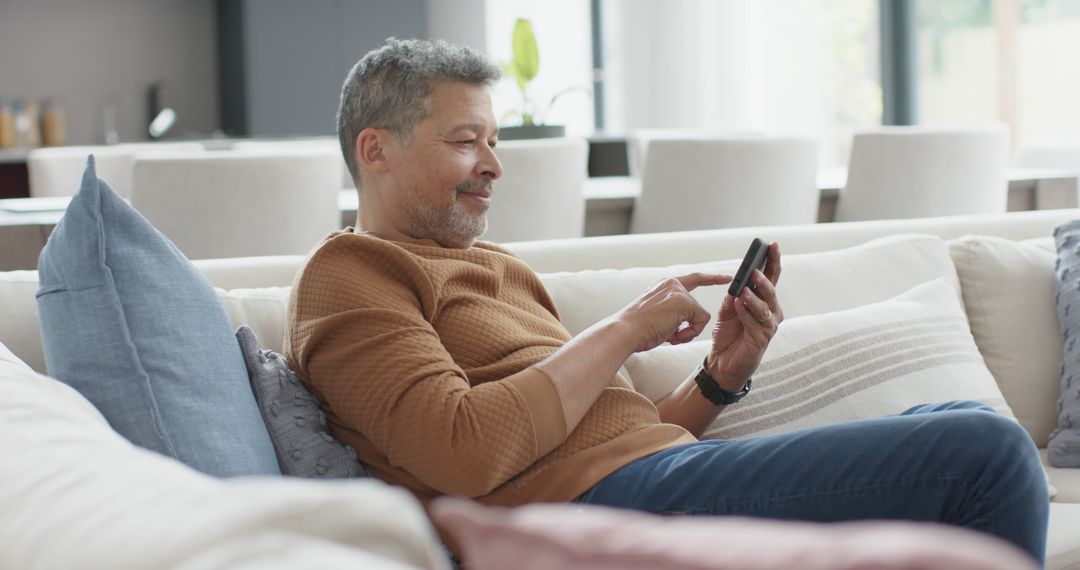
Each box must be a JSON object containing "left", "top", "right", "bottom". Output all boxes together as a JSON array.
[{"left": 2, "top": 208, "right": 1080, "bottom": 569}]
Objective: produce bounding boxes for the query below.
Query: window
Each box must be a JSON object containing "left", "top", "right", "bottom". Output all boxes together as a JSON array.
[
  {"left": 916, "top": 1, "right": 998, "bottom": 125},
  {"left": 599, "top": 0, "right": 881, "bottom": 167},
  {"left": 1016, "top": 0, "right": 1080, "bottom": 141},
  {"left": 917, "top": 0, "right": 1080, "bottom": 145},
  {"left": 484, "top": 1, "right": 596, "bottom": 135}
]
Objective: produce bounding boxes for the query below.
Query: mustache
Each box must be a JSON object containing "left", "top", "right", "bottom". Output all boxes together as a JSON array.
[{"left": 454, "top": 179, "right": 493, "bottom": 194}]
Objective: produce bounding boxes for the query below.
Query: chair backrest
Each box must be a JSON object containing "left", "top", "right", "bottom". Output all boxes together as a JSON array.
[
  {"left": 1013, "top": 138, "right": 1080, "bottom": 170},
  {"left": 629, "top": 137, "right": 819, "bottom": 234},
  {"left": 28, "top": 142, "right": 204, "bottom": 199},
  {"left": 483, "top": 137, "right": 588, "bottom": 243},
  {"left": 834, "top": 125, "right": 1009, "bottom": 222},
  {"left": 230, "top": 137, "right": 353, "bottom": 189},
  {"left": 626, "top": 129, "right": 765, "bottom": 178},
  {"left": 130, "top": 148, "right": 342, "bottom": 260}
]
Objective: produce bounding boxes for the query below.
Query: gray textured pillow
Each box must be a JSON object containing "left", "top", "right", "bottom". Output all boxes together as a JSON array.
[
  {"left": 1051, "top": 221, "right": 1080, "bottom": 467},
  {"left": 236, "top": 325, "right": 368, "bottom": 478}
]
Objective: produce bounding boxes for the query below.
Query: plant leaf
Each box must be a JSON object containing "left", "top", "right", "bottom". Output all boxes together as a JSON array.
[{"left": 511, "top": 18, "right": 540, "bottom": 85}]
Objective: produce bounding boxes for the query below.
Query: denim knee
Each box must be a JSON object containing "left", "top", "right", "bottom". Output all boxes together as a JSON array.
[
  {"left": 941, "top": 399, "right": 997, "bottom": 413},
  {"left": 941, "top": 408, "right": 1026, "bottom": 443},
  {"left": 900, "top": 399, "right": 997, "bottom": 416},
  {"left": 936, "top": 410, "right": 1041, "bottom": 473}
]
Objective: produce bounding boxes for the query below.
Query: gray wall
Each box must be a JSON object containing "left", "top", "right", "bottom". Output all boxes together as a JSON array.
[
  {"left": 0, "top": 0, "right": 456, "bottom": 142},
  {"left": 426, "top": 0, "right": 486, "bottom": 52},
  {"left": 238, "top": 0, "right": 427, "bottom": 137},
  {"left": 0, "top": 0, "right": 219, "bottom": 145}
]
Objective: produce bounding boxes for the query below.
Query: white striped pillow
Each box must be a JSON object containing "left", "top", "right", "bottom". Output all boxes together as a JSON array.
[{"left": 624, "top": 278, "right": 1015, "bottom": 440}]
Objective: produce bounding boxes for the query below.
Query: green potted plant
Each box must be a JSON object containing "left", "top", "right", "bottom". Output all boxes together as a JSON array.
[{"left": 498, "top": 18, "right": 579, "bottom": 140}]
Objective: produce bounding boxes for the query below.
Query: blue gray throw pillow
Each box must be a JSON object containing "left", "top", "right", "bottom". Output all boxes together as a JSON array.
[
  {"left": 35, "top": 156, "right": 281, "bottom": 477},
  {"left": 236, "top": 325, "right": 368, "bottom": 478},
  {"left": 1051, "top": 220, "right": 1080, "bottom": 467}
]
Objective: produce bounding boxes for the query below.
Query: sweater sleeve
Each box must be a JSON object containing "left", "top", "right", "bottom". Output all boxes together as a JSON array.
[{"left": 287, "top": 236, "right": 568, "bottom": 497}]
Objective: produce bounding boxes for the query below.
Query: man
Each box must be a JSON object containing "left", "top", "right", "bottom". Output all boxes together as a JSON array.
[{"left": 285, "top": 38, "right": 1048, "bottom": 564}]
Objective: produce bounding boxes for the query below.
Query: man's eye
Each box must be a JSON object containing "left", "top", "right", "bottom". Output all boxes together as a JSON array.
[{"left": 455, "top": 139, "right": 476, "bottom": 146}]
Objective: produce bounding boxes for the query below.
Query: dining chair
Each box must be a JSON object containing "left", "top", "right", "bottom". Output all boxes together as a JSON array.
[
  {"left": 130, "top": 148, "right": 342, "bottom": 260},
  {"left": 834, "top": 125, "right": 1009, "bottom": 222},
  {"left": 231, "top": 137, "right": 353, "bottom": 189},
  {"left": 625, "top": 129, "right": 765, "bottom": 178},
  {"left": 484, "top": 137, "right": 588, "bottom": 243},
  {"left": 1014, "top": 138, "right": 1080, "bottom": 169},
  {"left": 628, "top": 136, "right": 819, "bottom": 234},
  {"left": 28, "top": 142, "right": 204, "bottom": 199}
]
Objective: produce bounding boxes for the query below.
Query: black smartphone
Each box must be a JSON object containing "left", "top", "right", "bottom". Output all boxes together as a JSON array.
[{"left": 728, "top": 238, "right": 768, "bottom": 297}]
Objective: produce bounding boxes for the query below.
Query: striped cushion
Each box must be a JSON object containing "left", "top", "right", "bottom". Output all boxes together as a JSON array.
[{"left": 624, "top": 278, "right": 1015, "bottom": 440}]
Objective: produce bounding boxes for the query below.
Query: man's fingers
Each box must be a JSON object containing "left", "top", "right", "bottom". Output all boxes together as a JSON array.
[
  {"left": 670, "top": 303, "right": 712, "bottom": 344},
  {"left": 765, "top": 242, "right": 782, "bottom": 285},
  {"left": 733, "top": 295, "right": 764, "bottom": 333},
  {"left": 749, "top": 269, "right": 784, "bottom": 324},
  {"left": 749, "top": 270, "right": 776, "bottom": 305},
  {"left": 734, "top": 295, "right": 777, "bottom": 339},
  {"left": 676, "top": 272, "right": 732, "bottom": 292},
  {"left": 669, "top": 326, "right": 699, "bottom": 345}
]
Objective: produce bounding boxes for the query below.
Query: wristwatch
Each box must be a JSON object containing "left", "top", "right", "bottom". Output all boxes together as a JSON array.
[{"left": 694, "top": 356, "right": 752, "bottom": 406}]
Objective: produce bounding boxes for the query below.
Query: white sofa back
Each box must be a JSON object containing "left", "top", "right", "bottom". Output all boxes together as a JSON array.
[
  {"left": 2, "top": 209, "right": 1077, "bottom": 377},
  {"left": 189, "top": 208, "right": 1080, "bottom": 289}
]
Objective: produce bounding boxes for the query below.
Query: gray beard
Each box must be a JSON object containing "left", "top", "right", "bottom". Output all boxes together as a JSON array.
[{"left": 408, "top": 179, "right": 489, "bottom": 247}]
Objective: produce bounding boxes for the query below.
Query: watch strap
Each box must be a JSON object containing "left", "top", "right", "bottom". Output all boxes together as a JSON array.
[{"left": 694, "top": 356, "right": 752, "bottom": 406}]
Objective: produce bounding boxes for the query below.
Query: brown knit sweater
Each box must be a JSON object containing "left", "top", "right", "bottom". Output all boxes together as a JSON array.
[{"left": 284, "top": 229, "right": 694, "bottom": 507}]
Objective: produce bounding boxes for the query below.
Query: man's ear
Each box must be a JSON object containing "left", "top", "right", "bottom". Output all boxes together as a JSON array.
[{"left": 356, "top": 128, "right": 393, "bottom": 173}]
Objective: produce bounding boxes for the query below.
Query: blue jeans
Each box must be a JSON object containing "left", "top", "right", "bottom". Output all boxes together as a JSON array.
[{"left": 575, "top": 401, "right": 1049, "bottom": 565}]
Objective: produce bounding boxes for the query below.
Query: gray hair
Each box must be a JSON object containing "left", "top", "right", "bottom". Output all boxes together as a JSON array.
[{"left": 337, "top": 37, "right": 501, "bottom": 187}]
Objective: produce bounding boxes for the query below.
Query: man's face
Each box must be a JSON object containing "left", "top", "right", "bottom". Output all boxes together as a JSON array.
[{"left": 389, "top": 81, "right": 502, "bottom": 248}]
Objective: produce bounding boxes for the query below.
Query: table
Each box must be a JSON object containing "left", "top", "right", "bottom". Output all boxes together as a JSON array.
[
  {"left": 3, "top": 169, "right": 1078, "bottom": 270},
  {"left": 816, "top": 166, "right": 1080, "bottom": 214},
  {"left": 337, "top": 179, "right": 647, "bottom": 238}
]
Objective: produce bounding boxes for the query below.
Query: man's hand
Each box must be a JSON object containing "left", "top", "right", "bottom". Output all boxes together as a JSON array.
[
  {"left": 614, "top": 273, "right": 732, "bottom": 352},
  {"left": 708, "top": 242, "right": 783, "bottom": 392}
]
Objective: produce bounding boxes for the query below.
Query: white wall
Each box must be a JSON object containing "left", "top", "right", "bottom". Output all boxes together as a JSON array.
[{"left": 0, "top": 0, "right": 218, "bottom": 145}]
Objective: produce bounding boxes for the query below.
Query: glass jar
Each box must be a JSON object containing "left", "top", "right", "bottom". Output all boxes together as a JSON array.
[{"left": 0, "top": 100, "right": 14, "bottom": 149}]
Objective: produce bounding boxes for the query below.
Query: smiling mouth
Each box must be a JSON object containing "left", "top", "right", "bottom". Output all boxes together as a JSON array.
[
  {"left": 458, "top": 191, "right": 492, "bottom": 207},
  {"left": 455, "top": 180, "right": 493, "bottom": 207}
]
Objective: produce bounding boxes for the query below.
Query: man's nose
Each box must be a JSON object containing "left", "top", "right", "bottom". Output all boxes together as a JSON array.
[{"left": 482, "top": 144, "right": 503, "bottom": 180}]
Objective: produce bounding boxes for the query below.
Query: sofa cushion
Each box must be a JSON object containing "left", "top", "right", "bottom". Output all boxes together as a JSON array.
[
  {"left": 948, "top": 235, "right": 1061, "bottom": 446},
  {"left": 1051, "top": 221, "right": 1080, "bottom": 467},
  {"left": 218, "top": 286, "right": 292, "bottom": 353},
  {"left": 1043, "top": 448, "right": 1080, "bottom": 504},
  {"left": 431, "top": 497, "right": 1037, "bottom": 570},
  {"left": 539, "top": 234, "right": 960, "bottom": 337},
  {"left": 237, "top": 325, "right": 368, "bottom": 479},
  {"left": 0, "top": 355, "right": 450, "bottom": 570},
  {"left": 1048, "top": 503, "right": 1080, "bottom": 569},
  {"left": 34, "top": 156, "right": 280, "bottom": 477},
  {"left": 0, "top": 337, "right": 33, "bottom": 372},
  {"left": 0, "top": 270, "right": 45, "bottom": 372},
  {"left": 624, "top": 279, "right": 1016, "bottom": 440}
]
